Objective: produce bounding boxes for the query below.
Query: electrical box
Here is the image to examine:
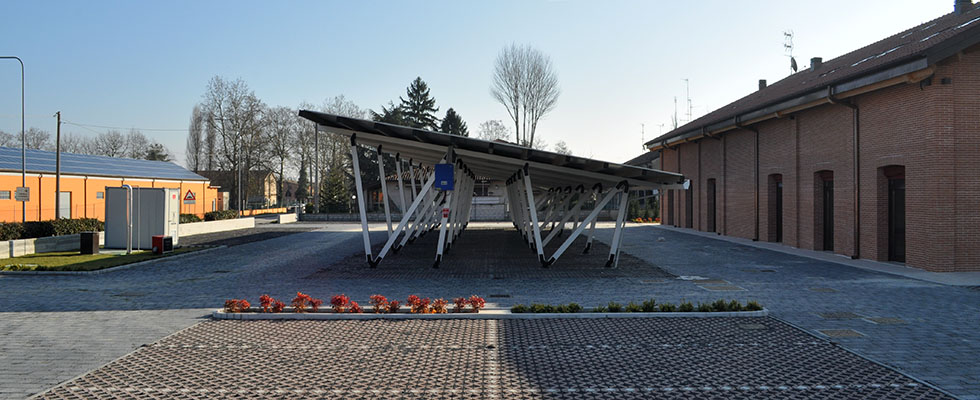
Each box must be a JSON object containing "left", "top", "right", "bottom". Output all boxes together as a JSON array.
[
  {"left": 152, "top": 235, "right": 173, "bottom": 254},
  {"left": 434, "top": 164, "right": 454, "bottom": 191},
  {"left": 105, "top": 187, "right": 180, "bottom": 250}
]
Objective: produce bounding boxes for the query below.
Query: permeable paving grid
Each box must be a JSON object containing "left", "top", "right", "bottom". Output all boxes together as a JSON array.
[{"left": 39, "top": 318, "right": 950, "bottom": 399}]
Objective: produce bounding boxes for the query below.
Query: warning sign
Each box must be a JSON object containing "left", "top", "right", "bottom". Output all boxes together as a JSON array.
[
  {"left": 183, "top": 190, "right": 196, "bottom": 204},
  {"left": 442, "top": 208, "right": 450, "bottom": 218}
]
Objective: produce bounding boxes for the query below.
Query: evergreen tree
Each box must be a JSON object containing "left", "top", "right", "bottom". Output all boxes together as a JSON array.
[
  {"left": 399, "top": 77, "right": 439, "bottom": 129},
  {"left": 320, "top": 165, "right": 349, "bottom": 213},
  {"left": 439, "top": 108, "right": 469, "bottom": 136},
  {"left": 371, "top": 101, "right": 407, "bottom": 125},
  {"left": 296, "top": 160, "right": 309, "bottom": 203}
]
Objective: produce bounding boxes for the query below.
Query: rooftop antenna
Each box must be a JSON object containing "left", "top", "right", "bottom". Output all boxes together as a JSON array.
[
  {"left": 672, "top": 97, "right": 679, "bottom": 129},
  {"left": 784, "top": 30, "right": 797, "bottom": 73},
  {"left": 641, "top": 123, "right": 645, "bottom": 149},
  {"left": 683, "top": 79, "right": 692, "bottom": 123}
]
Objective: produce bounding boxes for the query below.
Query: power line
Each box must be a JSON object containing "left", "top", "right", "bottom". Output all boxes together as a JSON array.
[{"left": 62, "top": 120, "right": 188, "bottom": 132}]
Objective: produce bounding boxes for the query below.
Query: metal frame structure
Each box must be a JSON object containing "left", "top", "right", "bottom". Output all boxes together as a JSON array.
[{"left": 299, "top": 110, "right": 686, "bottom": 269}]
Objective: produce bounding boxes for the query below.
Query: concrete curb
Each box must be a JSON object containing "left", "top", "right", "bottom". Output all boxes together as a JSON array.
[
  {"left": 0, "top": 246, "right": 226, "bottom": 276},
  {"left": 212, "top": 308, "right": 769, "bottom": 320}
]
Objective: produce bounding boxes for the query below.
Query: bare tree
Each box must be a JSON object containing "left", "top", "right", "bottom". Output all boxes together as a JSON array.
[
  {"left": 0, "top": 130, "right": 15, "bottom": 147},
  {"left": 92, "top": 130, "right": 126, "bottom": 157},
  {"left": 490, "top": 44, "right": 560, "bottom": 148},
  {"left": 125, "top": 129, "right": 150, "bottom": 159},
  {"left": 476, "top": 120, "right": 511, "bottom": 142},
  {"left": 24, "top": 128, "right": 51, "bottom": 150},
  {"left": 59, "top": 133, "right": 91, "bottom": 154},
  {"left": 186, "top": 104, "right": 205, "bottom": 171},
  {"left": 200, "top": 76, "right": 265, "bottom": 209},
  {"left": 264, "top": 105, "right": 297, "bottom": 205},
  {"left": 553, "top": 140, "right": 571, "bottom": 155}
]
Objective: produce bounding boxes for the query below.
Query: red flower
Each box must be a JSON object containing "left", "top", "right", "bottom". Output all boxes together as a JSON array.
[
  {"left": 453, "top": 297, "right": 468, "bottom": 313},
  {"left": 432, "top": 298, "right": 448, "bottom": 314},
  {"left": 369, "top": 294, "right": 388, "bottom": 314},
  {"left": 259, "top": 294, "right": 273, "bottom": 313},
  {"left": 387, "top": 300, "right": 401, "bottom": 313},
  {"left": 310, "top": 298, "right": 323, "bottom": 312},
  {"left": 348, "top": 300, "right": 362, "bottom": 313},
  {"left": 271, "top": 299, "right": 285, "bottom": 313},
  {"left": 331, "top": 294, "right": 350, "bottom": 313},
  {"left": 292, "top": 292, "right": 313, "bottom": 313},
  {"left": 468, "top": 295, "right": 486, "bottom": 313}
]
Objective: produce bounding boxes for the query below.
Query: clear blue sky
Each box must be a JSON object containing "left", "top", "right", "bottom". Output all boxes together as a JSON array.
[{"left": 0, "top": 0, "right": 952, "bottom": 171}]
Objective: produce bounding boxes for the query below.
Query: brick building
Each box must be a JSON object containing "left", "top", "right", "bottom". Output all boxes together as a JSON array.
[{"left": 644, "top": 1, "right": 980, "bottom": 272}]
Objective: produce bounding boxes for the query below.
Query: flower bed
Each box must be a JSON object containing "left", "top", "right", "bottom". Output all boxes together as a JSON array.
[{"left": 222, "top": 292, "right": 486, "bottom": 314}]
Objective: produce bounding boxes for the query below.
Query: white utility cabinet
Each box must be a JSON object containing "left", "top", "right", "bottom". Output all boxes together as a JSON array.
[{"left": 105, "top": 187, "right": 180, "bottom": 249}]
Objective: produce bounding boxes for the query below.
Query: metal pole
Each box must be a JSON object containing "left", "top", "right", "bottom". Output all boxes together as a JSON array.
[
  {"left": 1, "top": 56, "right": 25, "bottom": 222},
  {"left": 314, "top": 122, "right": 319, "bottom": 212},
  {"left": 55, "top": 111, "right": 61, "bottom": 219}
]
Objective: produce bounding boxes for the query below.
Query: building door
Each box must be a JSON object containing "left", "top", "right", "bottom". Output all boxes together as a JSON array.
[
  {"left": 822, "top": 178, "right": 834, "bottom": 251},
  {"left": 684, "top": 188, "right": 693, "bottom": 228},
  {"left": 706, "top": 179, "right": 716, "bottom": 233},
  {"left": 666, "top": 190, "right": 674, "bottom": 226},
  {"left": 775, "top": 181, "right": 783, "bottom": 242},
  {"left": 888, "top": 177, "right": 906, "bottom": 262},
  {"left": 59, "top": 192, "right": 71, "bottom": 219}
]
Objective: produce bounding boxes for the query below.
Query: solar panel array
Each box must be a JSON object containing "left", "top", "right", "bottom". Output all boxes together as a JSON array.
[{"left": 0, "top": 147, "right": 208, "bottom": 181}]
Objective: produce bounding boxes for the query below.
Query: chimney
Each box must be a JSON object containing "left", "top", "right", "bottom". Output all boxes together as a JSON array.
[
  {"left": 955, "top": 0, "right": 973, "bottom": 14},
  {"left": 810, "top": 57, "right": 823, "bottom": 71},
  {"left": 758, "top": 79, "right": 767, "bottom": 90}
]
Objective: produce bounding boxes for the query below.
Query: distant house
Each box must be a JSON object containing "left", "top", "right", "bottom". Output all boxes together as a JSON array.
[{"left": 196, "top": 170, "right": 278, "bottom": 209}]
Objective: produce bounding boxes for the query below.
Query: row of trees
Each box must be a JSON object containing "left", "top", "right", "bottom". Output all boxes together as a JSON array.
[
  {"left": 0, "top": 127, "right": 172, "bottom": 161},
  {"left": 183, "top": 43, "right": 568, "bottom": 211}
]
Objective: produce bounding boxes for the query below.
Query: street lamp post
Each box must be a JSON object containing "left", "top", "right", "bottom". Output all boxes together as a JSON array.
[{"left": 1, "top": 56, "right": 26, "bottom": 223}]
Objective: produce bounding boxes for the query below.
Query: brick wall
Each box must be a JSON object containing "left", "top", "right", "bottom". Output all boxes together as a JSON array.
[{"left": 654, "top": 48, "right": 980, "bottom": 272}]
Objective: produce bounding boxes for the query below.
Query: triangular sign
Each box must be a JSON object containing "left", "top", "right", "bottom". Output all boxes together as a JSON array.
[{"left": 184, "top": 190, "right": 196, "bottom": 201}]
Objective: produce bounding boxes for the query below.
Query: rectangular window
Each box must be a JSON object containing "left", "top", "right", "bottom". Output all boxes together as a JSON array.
[
  {"left": 96, "top": 191, "right": 104, "bottom": 199},
  {"left": 473, "top": 180, "right": 491, "bottom": 197},
  {"left": 0, "top": 191, "right": 9, "bottom": 200}
]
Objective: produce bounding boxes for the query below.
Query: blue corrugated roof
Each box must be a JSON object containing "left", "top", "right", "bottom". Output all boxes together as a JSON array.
[{"left": 0, "top": 147, "right": 208, "bottom": 181}]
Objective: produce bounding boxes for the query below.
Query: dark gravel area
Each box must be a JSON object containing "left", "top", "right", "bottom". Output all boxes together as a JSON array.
[{"left": 38, "top": 317, "right": 951, "bottom": 399}]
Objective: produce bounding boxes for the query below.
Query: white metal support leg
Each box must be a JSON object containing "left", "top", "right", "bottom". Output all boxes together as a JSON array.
[
  {"left": 377, "top": 146, "right": 393, "bottom": 237},
  {"left": 605, "top": 185, "right": 631, "bottom": 268},
  {"left": 542, "top": 187, "right": 623, "bottom": 267},
  {"left": 522, "top": 167, "right": 546, "bottom": 265},
  {"left": 584, "top": 187, "right": 601, "bottom": 254},
  {"left": 368, "top": 172, "right": 436, "bottom": 266},
  {"left": 349, "top": 135, "right": 373, "bottom": 264},
  {"left": 434, "top": 190, "right": 453, "bottom": 268}
]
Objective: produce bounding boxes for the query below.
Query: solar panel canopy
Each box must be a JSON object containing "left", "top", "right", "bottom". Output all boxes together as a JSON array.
[
  {"left": 298, "top": 110, "right": 685, "bottom": 190},
  {"left": 0, "top": 147, "right": 208, "bottom": 181}
]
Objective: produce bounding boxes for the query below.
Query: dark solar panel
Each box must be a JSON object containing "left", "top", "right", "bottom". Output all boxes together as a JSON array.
[{"left": 0, "top": 147, "right": 208, "bottom": 181}]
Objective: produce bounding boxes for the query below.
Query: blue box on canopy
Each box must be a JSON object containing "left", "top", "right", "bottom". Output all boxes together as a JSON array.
[{"left": 435, "top": 164, "right": 454, "bottom": 190}]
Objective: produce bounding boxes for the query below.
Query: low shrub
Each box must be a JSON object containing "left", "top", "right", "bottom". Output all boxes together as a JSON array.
[
  {"left": 387, "top": 300, "right": 401, "bottom": 313},
  {"left": 407, "top": 295, "right": 431, "bottom": 314},
  {"left": 641, "top": 299, "right": 657, "bottom": 312},
  {"left": 510, "top": 304, "right": 528, "bottom": 313},
  {"left": 678, "top": 302, "right": 694, "bottom": 312},
  {"left": 179, "top": 213, "right": 202, "bottom": 223},
  {"left": 697, "top": 302, "right": 712, "bottom": 312},
  {"left": 331, "top": 294, "right": 350, "bottom": 313},
  {"left": 259, "top": 294, "right": 274, "bottom": 313},
  {"left": 453, "top": 297, "right": 468, "bottom": 313},
  {"left": 745, "top": 301, "right": 763, "bottom": 311},
  {"left": 348, "top": 301, "right": 362, "bottom": 313},
  {"left": 292, "top": 292, "right": 313, "bottom": 313},
  {"left": 592, "top": 306, "right": 607, "bottom": 313},
  {"left": 658, "top": 303, "right": 676, "bottom": 312},
  {"left": 0, "top": 222, "right": 24, "bottom": 240},
  {"left": 566, "top": 303, "right": 583, "bottom": 313},
  {"left": 432, "top": 298, "right": 448, "bottom": 314},
  {"left": 224, "top": 299, "right": 250, "bottom": 313},
  {"left": 204, "top": 210, "right": 239, "bottom": 221},
  {"left": 310, "top": 298, "right": 323, "bottom": 312},
  {"left": 624, "top": 301, "right": 642, "bottom": 313},
  {"left": 370, "top": 295, "right": 388, "bottom": 313},
  {"left": 728, "top": 300, "right": 743, "bottom": 312},
  {"left": 468, "top": 295, "right": 486, "bottom": 313},
  {"left": 606, "top": 302, "right": 623, "bottom": 312},
  {"left": 711, "top": 299, "right": 729, "bottom": 312},
  {"left": 530, "top": 303, "right": 554, "bottom": 313},
  {"left": 271, "top": 299, "right": 286, "bottom": 313}
]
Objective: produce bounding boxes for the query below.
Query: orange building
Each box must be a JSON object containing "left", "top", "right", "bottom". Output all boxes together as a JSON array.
[{"left": 0, "top": 147, "right": 219, "bottom": 222}]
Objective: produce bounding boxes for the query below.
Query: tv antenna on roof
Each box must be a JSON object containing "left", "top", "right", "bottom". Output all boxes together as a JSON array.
[{"left": 784, "top": 30, "right": 797, "bottom": 73}]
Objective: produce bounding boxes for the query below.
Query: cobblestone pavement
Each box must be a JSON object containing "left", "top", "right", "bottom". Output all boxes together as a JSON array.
[
  {"left": 37, "top": 318, "right": 951, "bottom": 400},
  {"left": 3, "top": 223, "right": 979, "bottom": 398}
]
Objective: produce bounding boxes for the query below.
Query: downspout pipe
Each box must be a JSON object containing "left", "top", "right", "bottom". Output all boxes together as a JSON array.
[
  {"left": 827, "top": 86, "right": 860, "bottom": 259},
  {"left": 735, "top": 118, "right": 760, "bottom": 242}
]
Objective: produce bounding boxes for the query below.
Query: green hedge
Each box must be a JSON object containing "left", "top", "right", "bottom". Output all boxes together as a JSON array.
[
  {"left": 204, "top": 210, "right": 239, "bottom": 221},
  {"left": 0, "top": 218, "right": 104, "bottom": 241},
  {"left": 180, "top": 213, "right": 203, "bottom": 223}
]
